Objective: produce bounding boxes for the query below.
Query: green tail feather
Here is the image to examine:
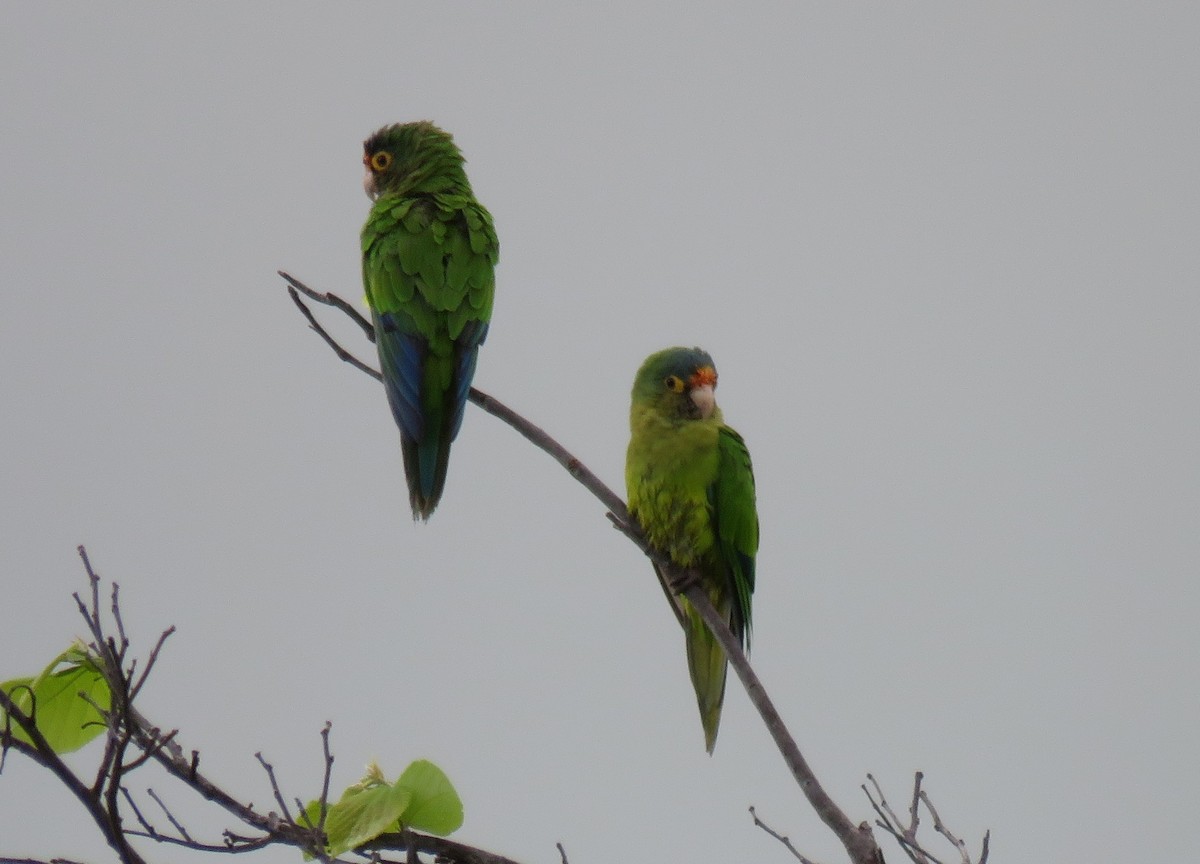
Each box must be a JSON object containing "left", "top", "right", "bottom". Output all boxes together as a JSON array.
[
  {"left": 683, "top": 595, "right": 730, "bottom": 754},
  {"left": 400, "top": 431, "right": 451, "bottom": 521}
]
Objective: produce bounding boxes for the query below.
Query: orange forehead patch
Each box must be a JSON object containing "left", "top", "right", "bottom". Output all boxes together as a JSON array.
[{"left": 690, "top": 366, "right": 717, "bottom": 388}]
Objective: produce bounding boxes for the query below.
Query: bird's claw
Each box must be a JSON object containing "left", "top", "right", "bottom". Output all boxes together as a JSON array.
[{"left": 665, "top": 566, "right": 701, "bottom": 594}]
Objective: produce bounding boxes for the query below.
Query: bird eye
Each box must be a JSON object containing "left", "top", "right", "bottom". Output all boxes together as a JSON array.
[
  {"left": 663, "top": 375, "right": 685, "bottom": 393},
  {"left": 370, "top": 151, "right": 393, "bottom": 172}
]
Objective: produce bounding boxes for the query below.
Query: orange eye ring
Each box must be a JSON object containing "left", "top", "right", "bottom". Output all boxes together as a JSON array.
[
  {"left": 369, "top": 151, "right": 393, "bottom": 172},
  {"left": 663, "top": 375, "right": 685, "bottom": 393}
]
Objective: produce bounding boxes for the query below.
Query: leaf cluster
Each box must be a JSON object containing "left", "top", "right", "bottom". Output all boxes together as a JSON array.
[{"left": 297, "top": 759, "right": 464, "bottom": 857}]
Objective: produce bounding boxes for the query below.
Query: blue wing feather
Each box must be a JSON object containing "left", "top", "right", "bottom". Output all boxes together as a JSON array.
[
  {"left": 375, "top": 311, "right": 425, "bottom": 442},
  {"left": 450, "top": 320, "right": 488, "bottom": 439}
]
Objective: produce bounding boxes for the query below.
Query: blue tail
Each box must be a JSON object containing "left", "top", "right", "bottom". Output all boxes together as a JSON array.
[{"left": 375, "top": 313, "right": 488, "bottom": 520}]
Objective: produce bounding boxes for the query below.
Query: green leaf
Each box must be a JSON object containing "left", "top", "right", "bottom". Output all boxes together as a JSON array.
[
  {"left": 295, "top": 798, "right": 322, "bottom": 831},
  {"left": 324, "top": 781, "right": 412, "bottom": 857},
  {"left": 1, "top": 645, "right": 110, "bottom": 753},
  {"left": 396, "top": 759, "right": 463, "bottom": 835},
  {"left": 296, "top": 759, "right": 463, "bottom": 856}
]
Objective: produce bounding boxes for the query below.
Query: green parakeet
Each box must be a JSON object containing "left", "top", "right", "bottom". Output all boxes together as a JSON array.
[
  {"left": 625, "top": 347, "right": 758, "bottom": 753},
  {"left": 361, "top": 121, "right": 498, "bottom": 520}
]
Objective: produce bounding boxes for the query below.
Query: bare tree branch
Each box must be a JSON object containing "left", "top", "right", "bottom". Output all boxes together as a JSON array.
[
  {"left": 0, "top": 684, "right": 144, "bottom": 864},
  {"left": 281, "top": 274, "right": 889, "bottom": 864},
  {"left": 283, "top": 272, "right": 686, "bottom": 629},
  {"left": 749, "top": 805, "right": 822, "bottom": 864},
  {"left": 254, "top": 751, "right": 296, "bottom": 827},
  {"left": 920, "top": 789, "right": 988, "bottom": 864},
  {"left": 864, "top": 773, "right": 933, "bottom": 864},
  {"left": 284, "top": 279, "right": 381, "bottom": 381},
  {"left": 309, "top": 721, "right": 335, "bottom": 841},
  {"left": 129, "top": 627, "right": 174, "bottom": 703},
  {"left": 145, "top": 787, "right": 193, "bottom": 842},
  {"left": 280, "top": 271, "right": 375, "bottom": 341},
  {"left": 362, "top": 832, "right": 526, "bottom": 864},
  {"left": 121, "top": 786, "right": 158, "bottom": 839},
  {"left": 2, "top": 548, "right": 534, "bottom": 864},
  {"left": 864, "top": 774, "right": 988, "bottom": 864}
]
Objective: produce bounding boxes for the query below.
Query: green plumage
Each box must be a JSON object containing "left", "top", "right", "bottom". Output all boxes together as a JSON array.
[
  {"left": 361, "top": 122, "right": 498, "bottom": 520},
  {"left": 625, "top": 347, "right": 758, "bottom": 753}
]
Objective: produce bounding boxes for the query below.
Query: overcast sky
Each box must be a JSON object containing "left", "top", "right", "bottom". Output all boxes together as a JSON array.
[{"left": 2, "top": 4, "right": 1197, "bottom": 863}]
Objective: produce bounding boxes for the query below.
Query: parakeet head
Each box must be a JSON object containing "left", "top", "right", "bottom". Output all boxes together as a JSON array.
[
  {"left": 631, "top": 347, "right": 720, "bottom": 422},
  {"left": 362, "top": 121, "right": 470, "bottom": 201}
]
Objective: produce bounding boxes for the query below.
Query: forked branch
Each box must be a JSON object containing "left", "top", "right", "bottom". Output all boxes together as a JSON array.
[{"left": 863, "top": 773, "right": 990, "bottom": 864}]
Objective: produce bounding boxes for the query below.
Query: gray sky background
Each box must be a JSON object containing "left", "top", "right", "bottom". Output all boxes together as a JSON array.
[{"left": 2, "top": 3, "right": 1197, "bottom": 862}]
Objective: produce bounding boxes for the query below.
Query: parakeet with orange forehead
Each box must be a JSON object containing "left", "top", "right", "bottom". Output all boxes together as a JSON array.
[
  {"left": 625, "top": 347, "right": 758, "bottom": 752},
  {"left": 361, "top": 121, "right": 498, "bottom": 520}
]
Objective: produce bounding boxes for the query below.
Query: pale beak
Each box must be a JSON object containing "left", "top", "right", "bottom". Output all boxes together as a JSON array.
[
  {"left": 690, "top": 384, "right": 715, "bottom": 419},
  {"left": 363, "top": 168, "right": 378, "bottom": 201}
]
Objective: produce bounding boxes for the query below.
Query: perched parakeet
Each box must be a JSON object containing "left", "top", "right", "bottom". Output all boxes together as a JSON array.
[
  {"left": 625, "top": 347, "right": 758, "bottom": 753},
  {"left": 361, "top": 121, "right": 498, "bottom": 520}
]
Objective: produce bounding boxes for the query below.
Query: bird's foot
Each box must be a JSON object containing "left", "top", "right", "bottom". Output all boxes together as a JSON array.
[{"left": 665, "top": 565, "right": 701, "bottom": 594}]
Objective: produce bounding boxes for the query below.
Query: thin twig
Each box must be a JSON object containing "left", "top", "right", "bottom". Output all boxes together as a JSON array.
[
  {"left": 907, "top": 773, "right": 923, "bottom": 836},
  {"left": 128, "top": 718, "right": 287, "bottom": 837},
  {"left": 318, "top": 721, "right": 334, "bottom": 833},
  {"left": 121, "top": 727, "right": 179, "bottom": 773},
  {"left": 864, "top": 774, "right": 927, "bottom": 864},
  {"left": 98, "top": 636, "right": 142, "bottom": 864},
  {"left": 255, "top": 752, "right": 295, "bottom": 826},
  {"left": 749, "top": 806, "right": 821, "bottom": 864},
  {"left": 129, "top": 626, "right": 175, "bottom": 702},
  {"left": 120, "top": 787, "right": 157, "bottom": 838},
  {"left": 110, "top": 583, "right": 130, "bottom": 657},
  {"left": 887, "top": 831, "right": 941, "bottom": 864},
  {"left": 125, "top": 830, "right": 275, "bottom": 854},
  {"left": 147, "top": 787, "right": 193, "bottom": 842},
  {"left": 286, "top": 286, "right": 381, "bottom": 381},
  {"left": 866, "top": 773, "right": 906, "bottom": 834},
  {"left": 279, "top": 271, "right": 375, "bottom": 340},
  {"left": 81, "top": 547, "right": 101, "bottom": 634},
  {"left": 865, "top": 773, "right": 993, "bottom": 864},
  {"left": 920, "top": 792, "right": 969, "bottom": 864},
  {"left": 89, "top": 694, "right": 119, "bottom": 796}
]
